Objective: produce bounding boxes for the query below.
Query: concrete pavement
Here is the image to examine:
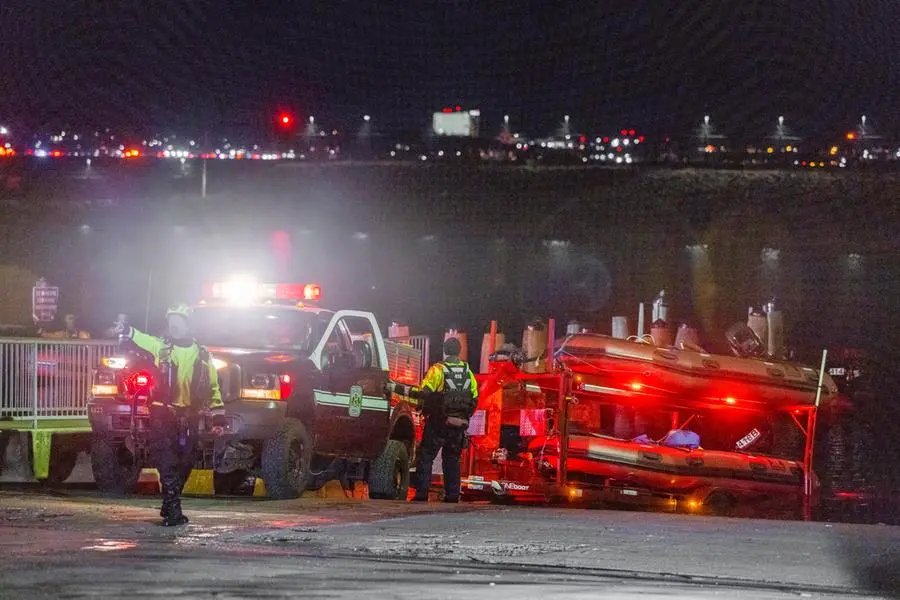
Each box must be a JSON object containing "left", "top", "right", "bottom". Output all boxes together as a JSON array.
[{"left": 1, "top": 488, "right": 899, "bottom": 599}]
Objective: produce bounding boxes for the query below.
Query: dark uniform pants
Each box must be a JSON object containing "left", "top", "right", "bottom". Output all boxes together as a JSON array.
[
  {"left": 414, "top": 417, "right": 466, "bottom": 500},
  {"left": 149, "top": 406, "right": 198, "bottom": 514}
]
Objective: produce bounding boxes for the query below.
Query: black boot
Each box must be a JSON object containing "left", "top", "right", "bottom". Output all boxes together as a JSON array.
[{"left": 161, "top": 499, "right": 189, "bottom": 527}]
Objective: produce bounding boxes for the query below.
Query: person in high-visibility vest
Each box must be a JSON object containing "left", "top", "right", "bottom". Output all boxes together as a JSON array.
[
  {"left": 412, "top": 337, "right": 478, "bottom": 503},
  {"left": 114, "top": 303, "right": 223, "bottom": 526}
]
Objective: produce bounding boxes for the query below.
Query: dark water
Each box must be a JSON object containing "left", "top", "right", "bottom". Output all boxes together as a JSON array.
[{"left": 1, "top": 160, "right": 896, "bottom": 361}]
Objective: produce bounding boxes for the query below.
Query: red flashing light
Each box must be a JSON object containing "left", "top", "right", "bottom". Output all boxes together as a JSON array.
[
  {"left": 846, "top": 132, "right": 856, "bottom": 140},
  {"left": 579, "top": 135, "right": 586, "bottom": 144},
  {"left": 602, "top": 137, "right": 610, "bottom": 143},
  {"left": 455, "top": 105, "right": 462, "bottom": 111},
  {"left": 302, "top": 283, "right": 321, "bottom": 302},
  {"left": 628, "top": 129, "right": 636, "bottom": 136},
  {"left": 442, "top": 107, "right": 452, "bottom": 113},
  {"left": 129, "top": 371, "right": 152, "bottom": 391},
  {"left": 280, "top": 374, "right": 293, "bottom": 399},
  {"left": 620, "top": 129, "right": 627, "bottom": 136},
  {"left": 279, "top": 113, "right": 293, "bottom": 127},
  {"left": 639, "top": 135, "right": 645, "bottom": 143},
  {"left": 616, "top": 147, "right": 623, "bottom": 152}
]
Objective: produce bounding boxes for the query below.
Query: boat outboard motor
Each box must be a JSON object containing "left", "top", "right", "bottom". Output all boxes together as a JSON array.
[{"left": 725, "top": 322, "right": 767, "bottom": 358}]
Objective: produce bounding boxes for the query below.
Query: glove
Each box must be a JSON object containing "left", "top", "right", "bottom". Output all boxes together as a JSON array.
[{"left": 112, "top": 322, "right": 132, "bottom": 339}]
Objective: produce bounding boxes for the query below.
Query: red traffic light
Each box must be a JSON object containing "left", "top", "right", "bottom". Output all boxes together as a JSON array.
[{"left": 278, "top": 113, "right": 293, "bottom": 127}]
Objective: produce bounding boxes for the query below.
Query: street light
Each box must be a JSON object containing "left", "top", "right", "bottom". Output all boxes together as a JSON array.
[
  {"left": 363, "top": 114, "right": 371, "bottom": 122},
  {"left": 0, "top": 126, "right": 8, "bottom": 136}
]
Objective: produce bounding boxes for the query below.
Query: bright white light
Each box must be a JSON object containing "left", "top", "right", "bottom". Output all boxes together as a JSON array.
[
  {"left": 438, "top": 150, "right": 444, "bottom": 157},
  {"left": 80, "top": 224, "right": 91, "bottom": 234},
  {"left": 469, "top": 110, "right": 480, "bottom": 116},
  {"left": 363, "top": 115, "right": 371, "bottom": 122},
  {"left": 456, "top": 151, "right": 461, "bottom": 156},
  {"left": 607, "top": 153, "right": 614, "bottom": 159},
  {"left": 215, "top": 275, "right": 260, "bottom": 305},
  {"left": 309, "top": 116, "right": 315, "bottom": 123},
  {"left": 625, "top": 156, "right": 633, "bottom": 164},
  {"left": 420, "top": 154, "right": 427, "bottom": 161},
  {"left": 623, "top": 139, "right": 630, "bottom": 146},
  {"left": 0, "top": 126, "right": 8, "bottom": 135},
  {"left": 211, "top": 358, "right": 228, "bottom": 370},
  {"left": 611, "top": 138, "right": 620, "bottom": 147},
  {"left": 582, "top": 157, "right": 588, "bottom": 163},
  {"left": 35, "top": 149, "right": 47, "bottom": 158},
  {"left": 615, "top": 157, "right": 623, "bottom": 164},
  {"left": 761, "top": 247, "right": 781, "bottom": 265},
  {"left": 390, "top": 150, "right": 396, "bottom": 157},
  {"left": 543, "top": 239, "right": 570, "bottom": 250}
]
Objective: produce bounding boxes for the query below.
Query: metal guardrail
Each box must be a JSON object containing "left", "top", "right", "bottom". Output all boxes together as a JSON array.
[
  {"left": 0, "top": 339, "right": 116, "bottom": 422},
  {"left": 385, "top": 335, "right": 430, "bottom": 386}
]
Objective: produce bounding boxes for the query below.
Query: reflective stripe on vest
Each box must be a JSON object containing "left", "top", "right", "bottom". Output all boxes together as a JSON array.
[{"left": 441, "top": 363, "right": 471, "bottom": 392}]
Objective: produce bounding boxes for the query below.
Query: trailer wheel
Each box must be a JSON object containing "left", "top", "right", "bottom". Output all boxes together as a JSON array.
[
  {"left": 90, "top": 435, "right": 141, "bottom": 496},
  {"left": 261, "top": 418, "right": 312, "bottom": 500},
  {"left": 704, "top": 490, "right": 737, "bottom": 517},
  {"left": 368, "top": 440, "right": 410, "bottom": 500}
]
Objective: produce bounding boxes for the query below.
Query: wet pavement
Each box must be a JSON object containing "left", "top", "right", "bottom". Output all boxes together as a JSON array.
[{"left": 2, "top": 487, "right": 900, "bottom": 599}]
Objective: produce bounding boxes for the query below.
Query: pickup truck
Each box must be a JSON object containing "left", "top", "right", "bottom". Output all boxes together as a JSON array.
[{"left": 87, "top": 282, "right": 425, "bottom": 499}]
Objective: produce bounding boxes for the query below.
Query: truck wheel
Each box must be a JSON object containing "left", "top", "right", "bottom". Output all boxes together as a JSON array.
[
  {"left": 90, "top": 435, "right": 141, "bottom": 496},
  {"left": 261, "top": 418, "right": 312, "bottom": 500},
  {"left": 43, "top": 436, "right": 81, "bottom": 486},
  {"left": 368, "top": 440, "right": 410, "bottom": 500}
]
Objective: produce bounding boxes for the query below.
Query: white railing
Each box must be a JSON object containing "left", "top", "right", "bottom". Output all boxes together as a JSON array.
[{"left": 0, "top": 339, "right": 116, "bottom": 422}]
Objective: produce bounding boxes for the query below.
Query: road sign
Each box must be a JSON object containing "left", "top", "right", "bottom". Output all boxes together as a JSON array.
[{"left": 32, "top": 278, "right": 59, "bottom": 323}]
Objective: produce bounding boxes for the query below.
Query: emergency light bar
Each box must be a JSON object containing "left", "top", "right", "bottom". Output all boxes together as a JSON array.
[{"left": 204, "top": 278, "right": 322, "bottom": 305}]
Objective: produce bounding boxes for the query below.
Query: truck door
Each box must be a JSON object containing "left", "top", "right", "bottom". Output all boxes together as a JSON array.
[{"left": 310, "top": 313, "right": 390, "bottom": 458}]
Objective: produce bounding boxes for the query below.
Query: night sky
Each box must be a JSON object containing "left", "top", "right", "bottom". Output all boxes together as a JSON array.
[{"left": 1, "top": 1, "right": 898, "bottom": 138}]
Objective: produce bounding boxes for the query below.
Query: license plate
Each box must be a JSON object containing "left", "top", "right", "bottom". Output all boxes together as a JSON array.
[
  {"left": 349, "top": 385, "right": 362, "bottom": 417},
  {"left": 621, "top": 489, "right": 639, "bottom": 496}
]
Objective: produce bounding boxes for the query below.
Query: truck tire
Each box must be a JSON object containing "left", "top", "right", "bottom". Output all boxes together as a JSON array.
[
  {"left": 261, "top": 418, "right": 312, "bottom": 500},
  {"left": 43, "top": 435, "right": 81, "bottom": 486},
  {"left": 368, "top": 440, "right": 410, "bottom": 500},
  {"left": 90, "top": 435, "right": 141, "bottom": 496}
]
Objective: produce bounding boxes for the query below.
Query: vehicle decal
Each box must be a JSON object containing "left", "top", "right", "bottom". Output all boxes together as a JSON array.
[
  {"left": 313, "top": 390, "right": 389, "bottom": 412},
  {"left": 349, "top": 385, "right": 362, "bottom": 417}
]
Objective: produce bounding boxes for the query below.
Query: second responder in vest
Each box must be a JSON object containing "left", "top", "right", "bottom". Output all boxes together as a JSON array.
[
  {"left": 116, "top": 303, "right": 223, "bottom": 526},
  {"left": 412, "top": 337, "right": 478, "bottom": 503}
]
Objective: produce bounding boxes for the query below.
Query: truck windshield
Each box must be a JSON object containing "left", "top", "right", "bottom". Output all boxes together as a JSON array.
[{"left": 191, "top": 306, "right": 323, "bottom": 352}]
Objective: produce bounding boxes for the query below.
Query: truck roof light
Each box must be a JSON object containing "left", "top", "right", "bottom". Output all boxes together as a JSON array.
[{"left": 205, "top": 280, "right": 322, "bottom": 304}]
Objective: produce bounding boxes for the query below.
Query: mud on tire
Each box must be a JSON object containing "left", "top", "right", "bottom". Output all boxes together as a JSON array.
[
  {"left": 42, "top": 434, "right": 85, "bottom": 486},
  {"left": 261, "top": 418, "right": 313, "bottom": 500},
  {"left": 90, "top": 435, "right": 141, "bottom": 496},
  {"left": 368, "top": 439, "right": 410, "bottom": 500}
]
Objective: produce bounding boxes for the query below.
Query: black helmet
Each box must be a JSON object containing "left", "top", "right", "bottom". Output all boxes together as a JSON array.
[{"left": 443, "top": 337, "right": 462, "bottom": 357}]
